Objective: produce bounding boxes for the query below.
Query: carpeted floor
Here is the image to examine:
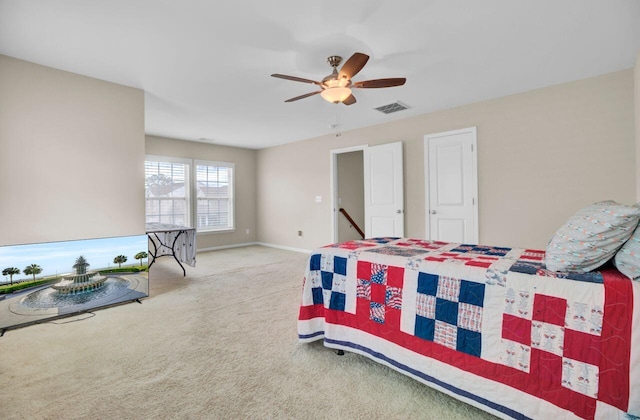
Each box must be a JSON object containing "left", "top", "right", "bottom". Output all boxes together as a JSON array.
[{"left": 0, "top": 246, "right": 496, "bottom": 419}]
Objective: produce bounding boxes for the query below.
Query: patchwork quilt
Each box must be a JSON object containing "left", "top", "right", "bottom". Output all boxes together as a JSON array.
[{"left": 298, "top": 238, "right": 640, "bottom": 419}]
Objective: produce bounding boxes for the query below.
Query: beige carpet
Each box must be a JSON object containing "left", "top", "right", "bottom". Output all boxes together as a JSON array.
[{"left": 0, "top": 246, "right": 496, "bottom": 419}]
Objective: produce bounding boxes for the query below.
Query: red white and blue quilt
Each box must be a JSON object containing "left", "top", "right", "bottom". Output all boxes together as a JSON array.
[{"left": 298, "top": 238, "right": 640, "bottom": 419}]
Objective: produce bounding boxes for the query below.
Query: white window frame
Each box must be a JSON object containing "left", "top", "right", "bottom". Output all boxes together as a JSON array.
[
  {"left": 193, "top": 160, "right": 235, "bottom": 233},
  {"left": 144, "top": 155, "right": 192, "bottom": 227},
  {"left": 144, "top": 155, "right": 235, "bottom": 234}
]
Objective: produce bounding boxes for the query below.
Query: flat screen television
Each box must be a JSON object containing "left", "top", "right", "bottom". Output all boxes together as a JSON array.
[{"left": 0, "top": 234, "right": 148, "bottom": 333}]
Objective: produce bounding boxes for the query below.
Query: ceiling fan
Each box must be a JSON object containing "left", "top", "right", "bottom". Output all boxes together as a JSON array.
[{"left": 271, "top": 52, "right": 406, "bottom": 106}]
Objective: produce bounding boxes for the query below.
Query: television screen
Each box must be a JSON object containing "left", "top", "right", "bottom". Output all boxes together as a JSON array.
[{"left": 0, "top": 234, "right": 148, "bottom": 332}]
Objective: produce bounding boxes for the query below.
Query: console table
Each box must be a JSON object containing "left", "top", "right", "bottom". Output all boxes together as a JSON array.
[{"left": 146, "top": 223, "right": 196, "bottom": 276}]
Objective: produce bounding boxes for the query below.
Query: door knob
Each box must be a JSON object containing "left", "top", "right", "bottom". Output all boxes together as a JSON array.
[
  {"left": 430, "top": 210, "right": 437, "bottom": 214},
  {"left": 396, "top": 209, "right": 402, "bottom": 214}
]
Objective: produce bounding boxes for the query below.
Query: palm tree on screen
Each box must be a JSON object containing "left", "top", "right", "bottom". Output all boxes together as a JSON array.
[
  {"left": 23, "top": 264, "right": 42, "bottom": 281},
  {"left": 113, "top": 255, "right": 128, "bottom": 268},
  {"left": 134, "top": 251, "right": 148, "bottom": 266},
  {"left": 2, "top": 267, "right": 20, "bottom": 285}
]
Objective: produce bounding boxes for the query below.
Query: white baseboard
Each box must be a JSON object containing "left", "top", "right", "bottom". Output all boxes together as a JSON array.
[
  {"left": 256, "top": 242, "right": 312, "bottom": 254},
  {"left": 197, "top": 241, "right": 312, "bottom": 254},
  {"left": 197, "top": 242, "right": 259, "bottom": 253}
]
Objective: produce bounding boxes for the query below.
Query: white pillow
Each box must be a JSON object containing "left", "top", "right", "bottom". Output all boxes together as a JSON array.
[
  {"left": 545, "top": 201, "right": 640, "bottom": 273},
  {"left": 614, "top": 204, "right": 640, "bottom": 279}
]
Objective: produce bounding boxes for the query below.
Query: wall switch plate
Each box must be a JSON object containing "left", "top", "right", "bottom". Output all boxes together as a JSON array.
[{"left": 315, "top": 195, "right": 322, "bottom": 203}]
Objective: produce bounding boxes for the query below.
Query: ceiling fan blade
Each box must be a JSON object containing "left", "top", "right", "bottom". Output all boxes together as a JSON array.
[
  {"left": 342, "top": 94, "right": 357, "bottom": 106},
  {"left": 284, "top": 91, "right": 322, "bottom": 102},
  {"left": 353, "top": 78, "right": 406, "bottom": 89},
  {"left": 271, "top": 74, "right": 320, "bottom": 85},
  {"left": 338, "top": 53, "right": 369, "bottom": 79}
]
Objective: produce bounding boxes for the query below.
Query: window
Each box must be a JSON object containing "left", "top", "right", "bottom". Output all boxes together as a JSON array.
[
  {"left": 195, "top": 161, "right": 234, "bottom": 232},
  {"left": 144, "top": 156, "right": 235, "bottom": 233},
  {"left": 145, "top": 157, "right": 190, "bottom": 226}
]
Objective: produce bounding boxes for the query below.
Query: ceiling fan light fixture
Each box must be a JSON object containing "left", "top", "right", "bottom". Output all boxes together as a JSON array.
[
  {"left": 273, "top": 52, "right": 406, "bottom": 105},
  {"left": 321, "top": 87, "right": 352, "bottom": 104}
]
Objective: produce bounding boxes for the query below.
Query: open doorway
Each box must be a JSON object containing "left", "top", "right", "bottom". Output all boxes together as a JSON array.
[
  {"left": 331, "top": 146, "right": 366, "bottom": 243},
  {"left": 331, "top": 142, "right": 405, "bottom": 243}
]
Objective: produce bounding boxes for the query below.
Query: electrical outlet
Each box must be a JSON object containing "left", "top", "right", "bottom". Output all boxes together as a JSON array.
[
  {"left": 297, "top": 230, "right": 303, "bottom": 237},
  {"left": 245, "top": 228, "right": 250, "bottom": 235}
]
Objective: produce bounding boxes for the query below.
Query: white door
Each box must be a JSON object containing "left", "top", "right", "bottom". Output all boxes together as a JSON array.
[
  {"left": 364, "top": 142, "right": 404, "bottom": 238},
  {"left": 425, "top": 127, "right": 478, "bottom": 243}
]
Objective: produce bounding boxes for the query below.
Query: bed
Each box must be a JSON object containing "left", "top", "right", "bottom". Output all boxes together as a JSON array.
[{"left": 297, "top": 236, "right": 640, "bottom": 419}]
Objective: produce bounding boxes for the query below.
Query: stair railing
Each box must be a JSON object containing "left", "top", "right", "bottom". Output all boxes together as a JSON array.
[{"left": 339, "top": 208, "right": 365, "bottom": 239}]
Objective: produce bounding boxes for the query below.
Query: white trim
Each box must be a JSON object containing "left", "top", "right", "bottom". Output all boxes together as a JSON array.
[
  {"left": 330, "top": 145, "right": 368, "bottom": 154},
  {"left": 330, "top": 144, "right": 368, "bottom": 243},
  {"left": 197, "top": 228, "right": 236, "bottom": 235},
  {"left": 145, "top": 154, "right": 192, "bottom": 165},
  {"left": 256, "top": 242, "right": 312, "bottom": 254},
  {"left": 198, "top": 241, "right": 311, "bottom": 254},
  {"left": 197, "top": 241, "right": 260, "bottom": 253},
  {"left": 194, "top": 159, "right": 235, "bottom": 169},
  {"left": 192, "top": 160, "right": 235, "bottom": 233}
]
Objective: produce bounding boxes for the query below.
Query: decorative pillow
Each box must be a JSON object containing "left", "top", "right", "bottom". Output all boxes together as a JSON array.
[
  {"left": 545, "top": 201, "right": 640, "bottom": 273},
  {"left": 614, "top": 204, "right": 640, "bottom": 279}
]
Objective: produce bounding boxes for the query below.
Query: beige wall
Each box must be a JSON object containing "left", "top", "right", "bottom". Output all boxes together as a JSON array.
[
  {"left": 145, "top": 135, "right": 257, "bottom": 250},
  {"left": 257, "top": 70, "right": 636, "bottom": 250},
  {"left": 0, "top": 55, "right": 145, "bottom": 246},
  {"left": 636, "top": 51, "right": 640, "bottom": 201},
  {"left": 3, "top": 55, "right": 634, "bottom": 253}
]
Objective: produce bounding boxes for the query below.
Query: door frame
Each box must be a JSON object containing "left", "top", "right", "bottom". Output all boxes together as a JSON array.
[
  {"left": 424, "top": 127, "right": 478, "bottom": 242},
  {"left": 330, "top": 144, "right": 368, "bottom": 243}
]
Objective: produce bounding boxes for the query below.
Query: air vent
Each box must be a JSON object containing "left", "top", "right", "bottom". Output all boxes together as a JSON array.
[{"left": 374, "top": 101, "right": 410, "bottom": 114}]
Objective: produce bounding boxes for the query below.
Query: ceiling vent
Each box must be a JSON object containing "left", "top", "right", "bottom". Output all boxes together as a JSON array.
[{"left": 374, "top": 101, "right": 410, "bottom": 114}]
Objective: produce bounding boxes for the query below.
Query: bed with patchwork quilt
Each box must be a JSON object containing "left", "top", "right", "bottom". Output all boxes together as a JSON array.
[{"left": 298, "top": 237, "right": 640, "bottom": 419}]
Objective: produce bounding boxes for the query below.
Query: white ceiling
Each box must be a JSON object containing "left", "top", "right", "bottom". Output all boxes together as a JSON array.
[{"left": 1, "top": 0, "right": 639, "bottom": 149}]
